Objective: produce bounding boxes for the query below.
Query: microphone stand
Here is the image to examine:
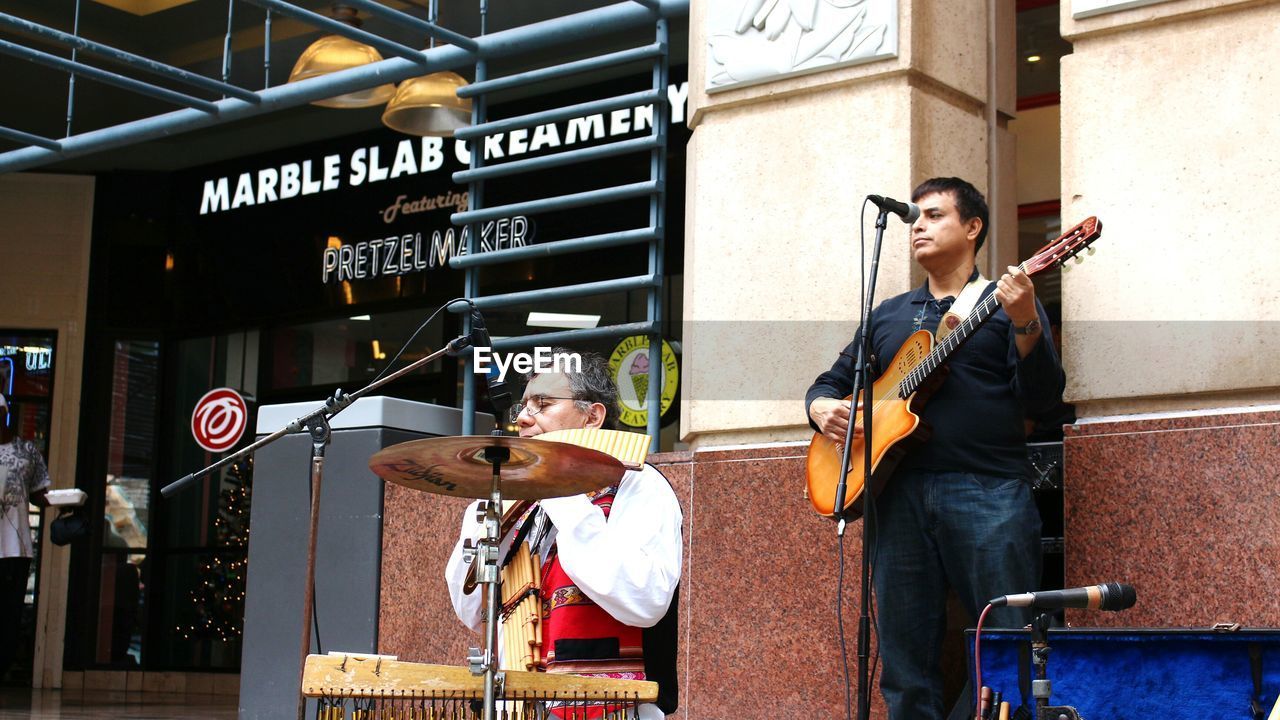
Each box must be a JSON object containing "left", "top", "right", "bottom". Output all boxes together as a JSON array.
[
  {"left": 1029, "top": 613, "right": 1082, "bottom": 720},
  {"left": 160, "top": 336, "right": 470, "bottom": 720},
  {"left": 831, "top": 207, "right": 891, "bottom": 720}
]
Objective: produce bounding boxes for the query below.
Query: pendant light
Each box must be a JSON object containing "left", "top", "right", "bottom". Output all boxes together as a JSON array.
[
  {"left": 288, "top": 5, "right": 396, "bottom": 109},
  {"left": 380, "top": 0, "right": 472, "bottom": 136}
]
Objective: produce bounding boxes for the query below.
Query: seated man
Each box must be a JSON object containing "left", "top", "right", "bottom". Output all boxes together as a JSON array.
[{"left": 444, "top": 350, "right": 681, "bottom": 719}]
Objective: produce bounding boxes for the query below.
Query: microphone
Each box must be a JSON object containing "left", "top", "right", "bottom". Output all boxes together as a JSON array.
[
  {"left": 868, "top": 194, "right": 921, "bottom": 223},
  {"left": 989, "top": 582, "right": 1136, "bottom": 611},
  {"left": 466, "top": 307, "right": 513, "bottom": 420}
]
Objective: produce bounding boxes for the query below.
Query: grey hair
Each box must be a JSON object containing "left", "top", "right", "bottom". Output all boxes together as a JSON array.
[{"left": 529, "top": 347, "right": 621, "bottom": 430}]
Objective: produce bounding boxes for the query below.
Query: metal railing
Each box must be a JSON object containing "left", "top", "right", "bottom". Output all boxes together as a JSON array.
[
  {"left": 449, "top": 14, "right": 672, "bottom": 449},
  {"left": 0, "top": 1, "right": 687, "bottom": 174},
  {"left": 0, "top": 1, "right": 682, "bottom": 450}
]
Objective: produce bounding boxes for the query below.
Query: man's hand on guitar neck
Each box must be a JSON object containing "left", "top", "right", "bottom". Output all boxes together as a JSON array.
[
  {"left": 809, "top": 397, "right": 865, "bottom": 445},
  {"left": 995, "top": 265, "right": 1044, "bottom": 358}
]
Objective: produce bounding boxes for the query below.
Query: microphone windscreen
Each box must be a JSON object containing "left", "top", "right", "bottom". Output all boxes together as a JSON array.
[
  {"left": 1101, "top": 582, "right": 1137, "bottom": 611},
  {"left": 904, "top": 202, "right": 921, "bottom": 224}
]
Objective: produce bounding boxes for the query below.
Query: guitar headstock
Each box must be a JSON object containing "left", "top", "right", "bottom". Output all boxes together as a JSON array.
[{"left": 1023, "top": 216, "right": 1103, "bottom": 277}]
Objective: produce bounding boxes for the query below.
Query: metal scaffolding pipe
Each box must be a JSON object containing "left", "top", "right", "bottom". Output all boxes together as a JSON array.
[
  {"left": 0, "top": 38, "right": 220, "bottom": 113},
  {"left": 340, "top": 0, "right": 478, "bottom": 52},
  {"left": 0, "top": 13, "right": 260, "bottom": 103},
  {"left": 451, "top": 135, "right": 663, "bottom": 183},
  {"left": 459, "top": 42, "right": 665, "bottom": 98},
  {"left": 0, "top": 126, "right": 60, "bottom": 151},
  {"left": 489, "top": 322, "right": 658, "bottom": 352},
  {"left": 448, "top": 226, "right": 658, "bottom": 269},
  {"left": 451, "top": 179, "right": 660, "bottom": 225},
  {"left": 461, "top": 274, "right": 660, "bottom": 310},
  {"left": 239, "top": 0, "right": 432, "bottom": 68},
  {"left": 453, "top": 88, "right": 663, "bottom": 140},
  {"left": 0, "top": 0, "right": 688, "bottom": 174}
]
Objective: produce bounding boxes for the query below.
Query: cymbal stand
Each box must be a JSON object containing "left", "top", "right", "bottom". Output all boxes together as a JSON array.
[{"left": 465, "top": 433, "right": 510, "bottom": 720}]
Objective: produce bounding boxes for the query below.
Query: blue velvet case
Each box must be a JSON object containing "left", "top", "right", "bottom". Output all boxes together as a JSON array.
[{"left": 966, "top": 628, "right": 1280, "bottom": 719}]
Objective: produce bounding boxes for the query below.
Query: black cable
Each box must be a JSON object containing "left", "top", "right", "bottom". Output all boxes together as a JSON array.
[
  {"left": 367, "top": 296, "right": 474, "bottom": 386},
  {"left": 837, "top": 529, "right": 852, "bottom": 720},
  {"left": 306, "top": 453, "right": 322, "bottom": 657}
]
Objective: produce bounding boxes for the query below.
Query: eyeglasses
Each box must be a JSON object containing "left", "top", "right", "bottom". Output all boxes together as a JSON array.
[{"left": 508, "top": 395, "right": 577, "bottom": 422}]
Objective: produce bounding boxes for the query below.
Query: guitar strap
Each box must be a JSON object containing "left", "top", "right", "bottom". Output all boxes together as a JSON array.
[{"left": 936, "top": 273, "right": 990, "bottom": 342}]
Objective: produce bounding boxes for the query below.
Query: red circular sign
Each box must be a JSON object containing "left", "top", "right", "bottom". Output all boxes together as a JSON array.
[{"left": 191, "top": 388, "right": 248, "bottom": 453}]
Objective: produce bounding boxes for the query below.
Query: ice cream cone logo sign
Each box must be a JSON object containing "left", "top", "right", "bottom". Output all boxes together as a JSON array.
[
  {"left": 191, "top": 388, "right": 248, "bottom": 453},
  {"left": 607, "top": 336, "right": 679, "bottom": 429}
]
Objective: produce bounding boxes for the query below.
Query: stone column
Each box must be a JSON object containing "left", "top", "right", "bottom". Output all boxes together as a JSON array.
[
  {"left": 683, "top": 0, "right": 1015, "bottom": 449},
  {"left": 0, "top": 173, "right": 94, "bottom": 688},
  {"left": 1058, "top": 0, "right": 1280, "bottom": 627},
  {"left": 675, "top": 0, "right": 1012, "bottom": 716}
]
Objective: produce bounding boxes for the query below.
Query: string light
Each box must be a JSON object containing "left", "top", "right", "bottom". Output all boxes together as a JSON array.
[{"left": 175, "top": 457, "right": 253, "bottom": 642}]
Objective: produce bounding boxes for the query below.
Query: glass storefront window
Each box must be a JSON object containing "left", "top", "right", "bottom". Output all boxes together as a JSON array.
[
  {"left": 266, "top": 309, "right": 447, "bottom": 393},
  {"left": 95, "top": 339, "right": 159, "bottom": 667},
  {"left": 154, "top": 331, "right": 258, "bottom": 669}
]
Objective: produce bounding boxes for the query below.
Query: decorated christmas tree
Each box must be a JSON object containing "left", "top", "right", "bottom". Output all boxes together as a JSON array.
[{"left": 177, "top": 456, "right": 252, "bottom": 642}]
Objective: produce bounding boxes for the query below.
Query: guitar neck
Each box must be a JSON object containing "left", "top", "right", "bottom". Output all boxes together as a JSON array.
[{"left": 899, "top": 270, "right": 1018, "bottom": 398}]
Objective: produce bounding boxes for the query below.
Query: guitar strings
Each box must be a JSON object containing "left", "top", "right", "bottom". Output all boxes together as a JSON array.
[{"left": 838, "top": 258, "right": 1038, "bottom": 447}]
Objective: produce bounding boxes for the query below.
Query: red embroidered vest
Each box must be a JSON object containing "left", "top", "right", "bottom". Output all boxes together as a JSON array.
[{"left": 538, "top": 486, "right": 647, "bottom": 679}]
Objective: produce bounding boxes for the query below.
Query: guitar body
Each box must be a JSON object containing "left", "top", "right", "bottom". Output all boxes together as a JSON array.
[{"left": 806, "top": 330, "right": 942, "bottom": 518}]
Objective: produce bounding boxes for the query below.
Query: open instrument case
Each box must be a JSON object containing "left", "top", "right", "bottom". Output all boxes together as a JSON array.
[{"left": 966, "top": 627, "right": 1280, "bottom": 719}]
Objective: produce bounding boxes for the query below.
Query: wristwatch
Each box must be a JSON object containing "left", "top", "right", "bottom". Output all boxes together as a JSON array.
[{"left": 1013, "top": 318, "right": 1042, "bottom": 335}]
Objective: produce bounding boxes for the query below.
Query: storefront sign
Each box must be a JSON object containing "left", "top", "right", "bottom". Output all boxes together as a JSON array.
[
  {"left": 175, "top": 68, "right": 690, "bottom": 324},
  {"left": 320, "top": 216, "right": 531, "bottom": 284},
  {"left": 608, "top": 336, "right": 678, "bottom": 428},
  {"left": 191, "top": 388, "right": 248, "bottom": 453},
  {"left": 197, "top": 81, "right": 689, "bottom": 217}
]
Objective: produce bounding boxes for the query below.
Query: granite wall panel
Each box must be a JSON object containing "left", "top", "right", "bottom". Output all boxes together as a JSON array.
[{"left": 1063, "top": 409, "right": 1280, "bottom": 627}]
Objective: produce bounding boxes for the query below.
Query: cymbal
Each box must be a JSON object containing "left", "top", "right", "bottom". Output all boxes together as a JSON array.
[{"left": 369, "top": 435, "right": 625, "bottom": 500}]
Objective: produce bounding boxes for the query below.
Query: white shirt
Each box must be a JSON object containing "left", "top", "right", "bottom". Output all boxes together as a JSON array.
[
  {"left": 0, "top": 438, "right": 51, "bottom": 559},
  {"left": 444, "top": 463, "right": 682, "bottom": 718}
]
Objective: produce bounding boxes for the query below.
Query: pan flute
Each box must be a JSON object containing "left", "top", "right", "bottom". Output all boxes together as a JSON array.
[
  {"left": 534, "top": 429, "right": 650, "bottom": 470},
  {"left": 303, "top": 653, "right": 657, "bottom": 719}
]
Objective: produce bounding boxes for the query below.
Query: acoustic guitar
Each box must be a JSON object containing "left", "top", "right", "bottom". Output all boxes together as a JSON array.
[{"left": 806, "top": 216, "right": 1103, "bottom": 518}]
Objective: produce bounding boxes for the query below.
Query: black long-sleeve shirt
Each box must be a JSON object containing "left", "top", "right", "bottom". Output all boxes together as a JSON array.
[{"left": 805, "top": 275, "right": 1065, "bottom": 479}]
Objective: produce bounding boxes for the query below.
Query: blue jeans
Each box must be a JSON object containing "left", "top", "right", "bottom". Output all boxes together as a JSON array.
[{"left": 869, "top": 470, "right": 1042, "bottom": 720}]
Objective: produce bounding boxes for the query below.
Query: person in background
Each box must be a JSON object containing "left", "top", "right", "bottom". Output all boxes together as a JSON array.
[{"left": 0, "top": 392, "right": 49, "bottom": 682}]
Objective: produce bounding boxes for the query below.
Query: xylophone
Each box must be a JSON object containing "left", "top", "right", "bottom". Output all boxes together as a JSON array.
[{"left": 303, "top": 653, "right": 657, "bottom": 720}]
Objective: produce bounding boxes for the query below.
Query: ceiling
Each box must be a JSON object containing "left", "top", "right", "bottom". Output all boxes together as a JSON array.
[{"left": 0, "top": 0, "right": 687, "bottom": 173}]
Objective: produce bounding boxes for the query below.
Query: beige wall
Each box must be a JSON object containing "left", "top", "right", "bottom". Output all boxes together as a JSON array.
[
  {"left": 1011, "top": 104, "right": 1061, "bottom": 205},
  {"left": 0, "top": 172, "right": 94, "bottom": 688},
  {"left": 683, "top": 0, "right": 1008, "bottom": 448},
  {"left": 1059, "top": 1, "right": 1280, "bottom": 415}
]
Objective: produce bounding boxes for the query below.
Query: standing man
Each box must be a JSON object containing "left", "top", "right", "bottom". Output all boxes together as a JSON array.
[
  {"left": 445, "top": 350, "right": 682, "bottom": 719},
  {"left": 0, "top": 392, "right": 50, "bottom": 683},
  {"left": 805, "top": 178, "right": 1064, "bottom": 719}
]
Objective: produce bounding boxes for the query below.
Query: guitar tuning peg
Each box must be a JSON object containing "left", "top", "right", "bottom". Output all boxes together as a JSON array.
[
  {"left": 1062, "top": 263, "right": 1072, "bottom": 272},
  {"left": 1073, "top": 255, "right": 1084, "bottom": 264},
  {"left": 1087, "top": 246, "right": 1096, "bottom": 255}
]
